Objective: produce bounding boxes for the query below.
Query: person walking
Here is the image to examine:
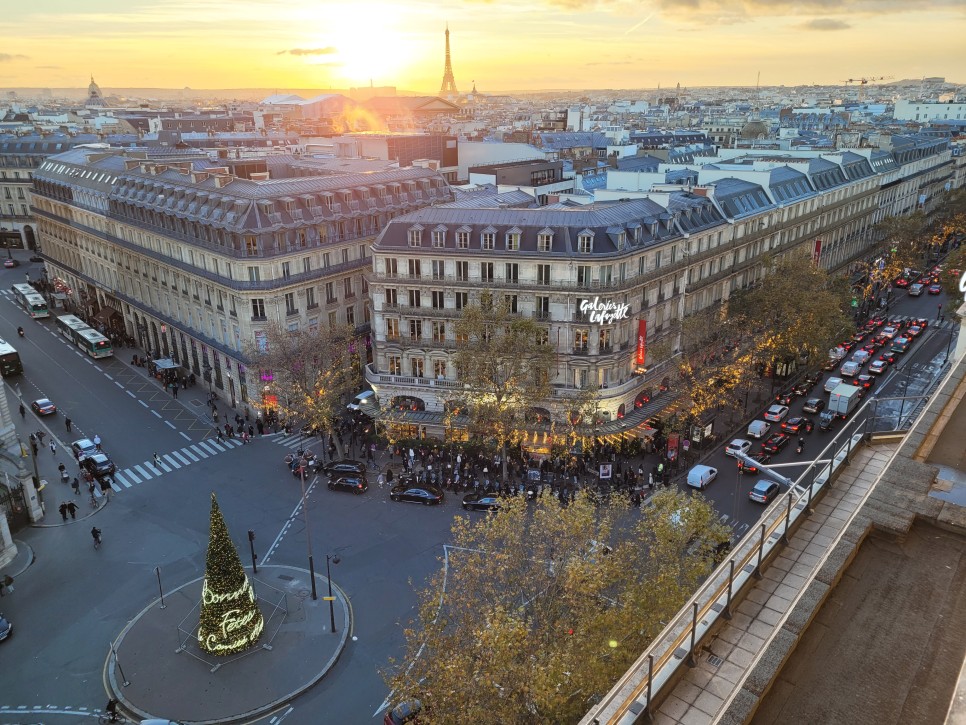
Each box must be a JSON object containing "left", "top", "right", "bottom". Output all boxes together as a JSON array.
[
  {"left": 65, "top": 416, "right": 72, "bottom": 432},
  {"left": 152, "top": 452, "right": 162, "bottom": 470},
  {"left": 67, "top": 501, "right": 77, "bottom": 519},
  {"left": 93, "top": 434, "right": 102, "bottom": 451},
  {"left": 216, "top": 427, "right": 224, "bottom": 442},
  {"left": 18, "top": 402, "right": 25, "bottom": 419},
  {"left": 71, "top": 476, "right": 80, "bottom": 496},
  {"left": 59, "top": 502, "right": 69, "bottom": 522},
  {"left": 50, "top": 440, "right": 57, "bottom": 456}
]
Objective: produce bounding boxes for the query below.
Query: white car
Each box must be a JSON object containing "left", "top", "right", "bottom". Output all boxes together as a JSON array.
[
  {"left": 869, "top": 360, "right": 888, "bottom": 375},
  {"left": 746, "top": 420, "right": 771, "bottom": 439},
  {"left": 825, "top": 376, "right": 844, "bottom": 393},
  {"left": 908, "top": 284, "right": 924, "bottom": 296},
  {"left": 725, "top": 439, "right": 752, "bottom": 458},
  {"left": 881, "top": 326, "right": 898, "bottom": 340},
  {"left": 763, "top": 405, "right": 789, "bottom": 423}
]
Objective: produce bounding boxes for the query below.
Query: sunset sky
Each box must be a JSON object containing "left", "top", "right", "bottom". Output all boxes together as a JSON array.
[{"left": 2, "top": 0, "right": 964, "bottom": 93}]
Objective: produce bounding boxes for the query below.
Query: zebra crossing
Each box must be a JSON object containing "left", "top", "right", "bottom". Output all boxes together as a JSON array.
[
  {"left": 886, "top": 313, "right": 958, "bottom": 332},
  {"left": 107, "top": 437, "right": 245, "bottom": 491},
  {"left": 267, "top": 431, "right": 322, "bottom": 450}
]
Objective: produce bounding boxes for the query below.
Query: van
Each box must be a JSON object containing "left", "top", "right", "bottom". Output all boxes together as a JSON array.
[
  {"left": 746, "top": 420, "right": 771, "bottom": 439},
  {"left": 686, "top": 464, "right": 717, "bottom": 490},
  {"left": 346, "top": 390, "right": 376, "bottom": 412},
  {"left": 840, "top": 361, "right": 861, "bottom": 377}
]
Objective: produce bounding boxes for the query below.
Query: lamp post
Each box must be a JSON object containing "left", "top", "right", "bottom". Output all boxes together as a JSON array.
[
  {"left": 299, "top": 466, "right": 318, "bottom": 600},
  {"left": 326, "top": 553, "right": 340, "bottom": 633}
]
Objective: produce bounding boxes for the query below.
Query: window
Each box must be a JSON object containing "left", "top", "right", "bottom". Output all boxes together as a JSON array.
[
  {"left": 385, "top": 288, "right": 398, "bottom": 307},
  {"left": 284, "top": 293, "right": 297, "bottom": 316},
  {"left": 408, "top": 289, "right": 421, "bottom": 308},
  {"left": 248, "top": 266, "right": 260, "bottom": 282},
  {"left": 408, "top": 228, "right": 422, "bottom": 246},
  {"left": 245, "top": 236, "right": 258, "bottom": 256},
  {"left": 574, "top": 329, "right": 589, "bottom": 352},
  {"left": 411, "top": 357, "right": 424, "bottom": 377},
  {"left": 432, "top": 230, "right": 445, "bottom": 247},
  {"left": 343, "top": 277, "right": 354, "bottom": 297},
  {"left": 386, "top": 318, "right": 399, "bottom": 339},
  {"left": 432, "top": 259, "right": 445, "bottom": 280},
  {"left": 456, "top": 231, "right": 470, "bottom": 248},
  {"left": 481, "top": 262, "right": 494, "bottom": 282},
  {"left": 537, "top": 233, "right": 552, "bottom": 252},
  {"left": 342, "top": 248, "right": 350, "bottom": 264},
  {"left": 387, "top": 354, "right": 401, "bottom": 375},
  {"left": 536, "top": 295, "right": 550, "bottom": 320},
  {"left": 506, "top": 232, "right": 521, "bottom": 251},
  {"left": 600, "top": 265, "right": 613, "bottom": 287},
  {"left": 432, "top": 291, "right": 444, "bottom": 309},
  {"left": 537, "top": 264, "right": 551, "bottom": 286},
  {"left": 535, "top": 327, "right": 549, "bottom": 346},
  {"left": 306, "top": 287, "right": 317, "bottom": 308},
  {"left": 599, "top": 328, "right": 612, "bottom": 352},
  {"left": 504, "top": 294, "right": 518, "bottom": 313},
  {"left": 481, "top": 232, "right": 495, "bottom": 250},
  {"left": 346, "top": 306, "right": 355, "bottom": 327},
  {"left": 505, "top": 263, "right": 519, "bottom": 283},
  {"left": 386, "top": 258, "right": 398, "bottom": 278},
  {"left": 456, "top": 261, "right": 468, "bottom": 281},
  {"left": 432, "top": 321, "right": 446, "bottom": 342},
  {"left": 251, "top": 298, "right": 266, "bottom": 320},
  {"left": 576, "top": 265, "right": 591, "bottom": 287},
  {"left": 455, "top": 292, "right": 468, "bottom": 310},
  {"left": 409, "top": 319, "right": 423, "bottom": 339},
  {"left": 325, "top": 281, "right": 336, "bottom": 303},
  {"left": 433, "top": 359, "right": 447, "bottom": 378},
  {"left": 303, "top": 257, "right": 311, "bottom": 274},
  {"left": 281, "top": 262, "right": 291, "bottom": 279},
  {"left": 408, "top": 258, "right": 421, "bottom": 278},
  {"left": 578, "top": 234, "right": 593, "bottom": 253}
]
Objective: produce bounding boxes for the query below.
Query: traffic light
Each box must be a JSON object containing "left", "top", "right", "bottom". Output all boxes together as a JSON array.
[{"left": 248, "top": 529, "right": 256, "bottom": 542}]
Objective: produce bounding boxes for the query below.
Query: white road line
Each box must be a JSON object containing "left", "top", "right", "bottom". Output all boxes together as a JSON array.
[
  {"left": 133, "top": 464, "right": 153, "bottom": 480},
  {"left": 114, "top": 472, "right": 133, "bottom": 488},
  {"left": 179, "top": 431, "right": 191, "bottom": 441},
  {"left": 180, "top": 447, "right": 200, "bottom": 462},
  {"left": 156, "top": 460, "right": 172, "bottom": 473},
  {"left": 189, "top": 444, "right": 210, "bottom": 459},
  {"left": 150, "top": 410, "right": 162, "bottom": 419},
  {"left": 125, "top": 388, "right": 135, "bottom": 396},
  {"left": 164, "top": 420, "right": 176, "bottom": 429},
  {"left": 172, "top": 450, "right": 192, "bottom": 465},
  {"left": 122, "top": 469, "right": 141, "bottom": 484},
  {"left": 104, "top": 374, "right": 113, "bottom": 380},
  {"left": 138, "top": 400, "right": 149, "bottom": 408},
  {"left": 162, "top": 454, "right": 181, "bottom": 469},
  {"left": 198, "top": 441, "right": 221, "bottom": 454},
  {"left": 111, "top": 481, "right": 122, "bottom": 492}
]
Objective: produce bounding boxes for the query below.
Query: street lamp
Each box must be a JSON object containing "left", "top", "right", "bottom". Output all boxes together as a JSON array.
[
  {"left": 298, "top": 466, "right": 318, "bottom": 600},
  {"left": 326, "top": 553, "right": 340, "bottom": 634}
]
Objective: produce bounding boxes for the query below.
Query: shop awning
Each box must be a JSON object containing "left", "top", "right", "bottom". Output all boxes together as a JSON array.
[{"left": 93, "top": 306, "right": 121, "bottom": 323}]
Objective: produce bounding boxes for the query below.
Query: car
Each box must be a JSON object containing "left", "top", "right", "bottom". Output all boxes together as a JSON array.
[
  {"left": 928, "top": 284, "right": 942, "bottom": 295},
  {"left": 327, "top": 475, "right": 368, "bottom": 494},
  {"left": 851, "top": 331, "right": 866, "bottom": 343},
  {"left": 862, "top": 340, "right": 882, "bottom": 354},
  {"left": 749, "top": 480, "right": 781, "bottom": 504},
  {"left": 746, "top": 420, "right": 771, "bottom": 439},
  {"left": 792, "top": 381, "right": 811, "bottom": 397},
  {"left": 856, "top": 374, "right": 875, "bottom": 391},
  {"left": 879, "top": 350, "right": 897, "bottom": 364},
  {"left": 763, "top": 405, "right": 789, "bottom": 423},
  {"left": 868, "top": 360, "right": 888, "bottom": 375},
  {"left": 824, "top": 377, "right": 843, "bottom": 393},
  {"left": 686, "top": 465, "right": 718, "bottom": 490},
  {"left": 321, "top": 459, "right": 367, "bottom": 477},
  {"left": 725, "top": 439, "right": 752, "bottom": 458},
  {"left": 839, "top": 341, "right": 856, "bottom": 353},
  {"left": 3, "top": 258, "right": 19, "bottom": 268},
  {"left": 822, "top": 358, "right": 839, "bottom": 372},
  {"left": 880, "top": 326, "right": 898, "bottom": 340},
  {"left": 774, "top": 390, "right": 795, "bottom": 406},
  {"left": 803, "top": 398, "right": 826, "bottom": 414},
  {"left": 908, "top": 284, "right": 924, "bottom": 296},
  {"left": 30, "top": 398, "right": 56, "bottom": 416},
  {"left": 462, "top": 492, "right": 503, "bottom": 511},
  {"left": 905, "top": 325, "right": 923, "bottom": 339},
  {"left": 818, "top": 409, "right": 836, "bottom": 431},
  {"left": 384, "top": 699, "right": 423, "bottom": 725},
  {"left": 891, "top": 337, "right": 910, "bottom": 354},
  {"left": 893, "top": 277, "right": 910, "bottom": 288},
  {"left": 82, "top": 453, "right": 117, "bottom": 479},
  {"left": 804, "top": 371, "right": 823, "bottom": 385},
  {"left": 389, "top": 482, "right": 444, "bottom": 505},
  {"left": 840, "top": 361, "right": 861, "bottom": 378},
  {"left": 913, "top": 317, "right": 929, "bottom": 329},
  {"left": 762, "top": 432, "right": 791, "bottom": 453},
  {"left": 737, "top": 452, "right": 772, "bottom": 475},
  {"left": 71, "top": 438, "right": 98, "bottom": 460},
  {"left": 782, "top": 416, "right": 814, "bottom": 434}
]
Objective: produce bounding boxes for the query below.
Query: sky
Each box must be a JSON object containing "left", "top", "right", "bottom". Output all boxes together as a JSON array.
[{"left": 2, "top": 0, "right": 964, "bottom": 93}]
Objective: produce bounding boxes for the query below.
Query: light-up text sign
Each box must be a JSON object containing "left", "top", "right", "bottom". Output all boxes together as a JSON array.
[{"left": 580, "top": 297, "right": 631, "bottom": 325}]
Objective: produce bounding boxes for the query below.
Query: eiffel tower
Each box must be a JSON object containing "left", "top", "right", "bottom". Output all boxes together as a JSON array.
[{"left": 439, "top": 24, "right": 458, "bottom": 97}]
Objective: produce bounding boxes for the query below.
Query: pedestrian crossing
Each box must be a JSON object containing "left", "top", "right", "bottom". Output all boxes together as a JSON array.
[
  {"left": 267, "top": 431, "right": 323, "bottom": 451},
  {"left": 886, "top": 314, "right": 958, "bottom": 332},
  {"left": 107, "top": 437, "right": 245, "bottom": 491}
]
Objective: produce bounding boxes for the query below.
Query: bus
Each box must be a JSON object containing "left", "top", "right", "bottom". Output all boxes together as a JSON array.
[
  {"left": 11, "top": 283, "right": 49, "bottom": 319},
  {"left": 0, "top": 338, "right": 23, "bottom": 377},
  {"left": 56, "top": 314, "right": 114, "bottom": 359}
]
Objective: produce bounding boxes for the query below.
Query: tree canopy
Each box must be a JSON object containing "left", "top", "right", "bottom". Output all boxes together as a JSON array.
[{"left": 384, "top": 489, "right": 730, "bottom": 723}]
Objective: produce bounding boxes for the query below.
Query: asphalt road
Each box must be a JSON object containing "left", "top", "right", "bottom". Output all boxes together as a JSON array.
[{"left": 0, "top": 256, "right": 958, "bottom": 724}]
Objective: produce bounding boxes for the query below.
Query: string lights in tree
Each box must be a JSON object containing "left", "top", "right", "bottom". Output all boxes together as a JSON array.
[{"left": 198, "top": 493, "right": 264, "bottom": 655}]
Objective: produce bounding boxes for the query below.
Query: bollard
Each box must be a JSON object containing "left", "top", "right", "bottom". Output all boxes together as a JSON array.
[
  {"left": 782, "top": 492, "right": 793, "bottom": 544},
  {"left": 754, "top": 523, "right": 765, "bottom": 579},
  {"left": 723, "top": 559, "right": 735, "bottom": 620},
  {"left": 687, "top": 602, "right": 698, "bottom": 667}
]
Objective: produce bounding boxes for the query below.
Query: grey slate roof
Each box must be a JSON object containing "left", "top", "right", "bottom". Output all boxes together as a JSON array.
[{"left": 710, "top": 178, "right": 775, "bottom": 219}]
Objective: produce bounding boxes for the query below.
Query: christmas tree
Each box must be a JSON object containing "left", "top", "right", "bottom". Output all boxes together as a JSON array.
[{"left": 198, "top": 493, "right": 264, "bottom": 655}]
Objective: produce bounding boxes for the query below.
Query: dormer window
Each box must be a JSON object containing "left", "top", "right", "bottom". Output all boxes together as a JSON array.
[
  {"left": 537, "top": 232, "right": 553, "bottom": 252},
  {"left": 616, "top": 232, "right": 626, "bottom": 250},
  {"left": 577, "top": 231, "right": 594, "bottom": 254},
  {"left": 506, "top": 227, "right": 522, "bottom": 251},
  {"left": 481, "top": 228, "right": 496, "bottom": 250},
  {"left": 432, "top": 227, "right": 446, "bottom": 247},
  {"left": 408, "top": 225, "right": 423, "bottom": 247}
]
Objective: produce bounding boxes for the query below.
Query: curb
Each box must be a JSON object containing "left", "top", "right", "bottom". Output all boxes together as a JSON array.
[
  {"left": 30, "top": 497, "right": 108, "bottom": 528},
  {"left": 0, "top": 539, "right": 35, "bottom": 579}
]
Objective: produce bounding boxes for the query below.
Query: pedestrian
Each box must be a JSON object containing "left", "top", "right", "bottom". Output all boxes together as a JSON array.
[
  {"left": 256, "top": 419, "right": 264, "bottom": 435},
  {"left": 171, "top": 384, "right": 178, "bottom": 399},
  {"left": 0, "top": 574, "right": 13, "bottom": 596},
  {"left": 59, "top": 502, "right": 69, "bottom": 522},
  {"left": 50, "top": 440, "right": 57, "bottom": 455},
  {"left": 153, "top": 452, "right": 162, "bottom": 469},
  {"left": 100, "top": 478, "right": 112, "bottom": 500},
  {"left": 36, "top": 430, "right": 46, "bottom": 445},
  {"left": 67, "top": 501, "right": 77, "bottom": 519},
  {"left": 93, "top": 434, "right": 102, "bottom": 450},
  {"left": 216, "top": 427, "right": 224, "bottom": 442},
  {"left": 248, "top": 424, "right": 254, "bottom": 439},
  {"left": 18, "top": 402, "right": 25, "bottom": 419},
  {"left": 72, "top": 477, "right": 80, "bottom": 495},
  {"left": 65, "top": 416, "right": 72, "bottom": 432}
]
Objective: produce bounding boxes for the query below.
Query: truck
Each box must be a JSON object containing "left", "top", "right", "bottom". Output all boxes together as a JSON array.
[{"left": 820, "top": 383, "right": 863, "bottom": 429}]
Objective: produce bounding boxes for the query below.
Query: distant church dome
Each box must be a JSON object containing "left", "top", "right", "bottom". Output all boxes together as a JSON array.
[
  {"left": 740, "top": 119, "right": 768, "bottom": 140},
  {"left": 86, "top": 76, "right": 106, "bottom": 108}
]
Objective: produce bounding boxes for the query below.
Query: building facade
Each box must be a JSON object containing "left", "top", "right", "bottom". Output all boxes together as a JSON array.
[{"left": 31, "top": 147, "right": 452, "bottom": 411}]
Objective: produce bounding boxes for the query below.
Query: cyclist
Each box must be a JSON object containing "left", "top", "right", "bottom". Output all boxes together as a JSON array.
[
  {"left": 105, "top": 697, "right": 119, "bottom": 722},
  {"left": 91, "top": 527, "right": 102, "bottom": 548}
]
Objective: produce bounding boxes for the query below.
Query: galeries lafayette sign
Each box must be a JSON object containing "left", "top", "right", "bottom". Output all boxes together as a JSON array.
[{"left": 580, "top": 297, "right": 631, "bottom": 325}]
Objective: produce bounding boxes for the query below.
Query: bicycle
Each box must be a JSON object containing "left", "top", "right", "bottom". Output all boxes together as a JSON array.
[{"left": 97, "top": 713, "right": 121, "bottom": 724}]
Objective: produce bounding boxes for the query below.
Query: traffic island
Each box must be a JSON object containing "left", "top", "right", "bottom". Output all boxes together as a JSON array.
[{"left": 108, "top": 565, "right": 350, "bottom": 724}]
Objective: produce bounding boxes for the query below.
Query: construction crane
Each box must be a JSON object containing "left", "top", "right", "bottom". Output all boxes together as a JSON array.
[{"left": 840, "top": 76, "right": 892, "bottom": 86}]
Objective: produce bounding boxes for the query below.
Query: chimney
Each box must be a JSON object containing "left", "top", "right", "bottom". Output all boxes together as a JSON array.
[
  {"left": 250, "top": 171, "right": 271, "bottom": 181},
  {"left": 691, "top": 185, "right": 712, "bottom": 198},
  {"left": 207, "top": 166, "right": 230, "bottom": 175},
  {"left": 214, "top": 174, "right": 234, "bottom": 188},
  {"left": 190, "top": 171, "right": 209, "bottom": 183}
]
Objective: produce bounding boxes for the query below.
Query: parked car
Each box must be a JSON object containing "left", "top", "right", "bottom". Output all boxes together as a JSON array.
[
  {"left": 746, "top": 420, "right": 771, "bottom": 439},
  {"left": 737, "top": 452, "right": 772, "bottom": 475},
  {"left": 0, "top": 612, "right": 11, "bottom": 641},
  {"left": 725, "top": 439, "right": 752, "bottom": 458},
  {"left": 71, "top": 438, "right": 98, "bottom": 460},
  {"left": 462, "top": 492, "right": 503, "bottom": 511},
  {"left": 749, "top": 480, "right": 780, "bottom": 504},
  {"left": 327, "top": 475, "right": 368, "bottom": 494},
  {"left": 31, "top": 398, "right": 56, "bottom": 416},
  {"left": 383, "top": 699, "right": 423, "bottom": 725},
  {"left": 389, "top": 482, "right": 444, "bottom": 505},
  {"left": 803, "top": 398, "right": 826, "bottom": 414},
  {"left": 763, "top": 405, "right": 789, "bottom": 423},
  {"left": 321, "top": 459, "right": 367, "bottom": 478},
  {"left": 686, "top": 465, "right": 718, "bottom": 490},
  {"left": 782, "top": 416, "right": 814, "bottom": 434},
  {"left": 762, "top": 433, "right": 791, "bottom": 453},
  {"left": 81, "top": 453, "right": 117, "bottom": 479}
]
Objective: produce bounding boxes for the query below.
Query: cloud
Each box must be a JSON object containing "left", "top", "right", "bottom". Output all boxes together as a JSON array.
[
  {"left": 277, "top": 47, "right": 338, "bottom": 56},
  {"left": 800, "top": 17, "right": 851, "bottom": 30},
  {"left": 0, "top": 53, "right": 29, "bottom": 62}
]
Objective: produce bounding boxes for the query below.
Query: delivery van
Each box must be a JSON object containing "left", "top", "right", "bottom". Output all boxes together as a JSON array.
[{"left": 687, "top": 465, "right": 718, "bottom": 490}]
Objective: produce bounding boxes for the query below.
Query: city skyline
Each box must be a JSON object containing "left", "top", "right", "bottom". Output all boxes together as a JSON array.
[{"left": 2, "top": 0, "right": 964, "bottom": 94}]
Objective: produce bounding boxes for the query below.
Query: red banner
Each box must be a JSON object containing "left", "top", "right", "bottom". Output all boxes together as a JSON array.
[
  {"left": 636, "top": 319, "right": 647, "bottom": 365},
  {"left": 812, "top": 238, "right": 823, "bottom": 266}
]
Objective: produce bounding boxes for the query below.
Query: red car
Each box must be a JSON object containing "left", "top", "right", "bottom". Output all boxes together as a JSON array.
[
  {"left": 880, "top": 350, "right": 897, "bottom": 364},
  {"left": 928, "top": 284, "right": 942, "bottom": 295},
  {"left": 913, "top": 318, "right": 929, "bottom": 329},
  {"left": 894, "top": 277, "right": 910, "bottom": 288}
]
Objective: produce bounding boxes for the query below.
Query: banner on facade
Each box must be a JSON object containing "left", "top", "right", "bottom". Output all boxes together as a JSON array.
[
  {"left": 636, "top": 319, "right": 647, "bottom": 366},
  {"left": 812, "top": 239, "right": 823, "bottom": 266}
]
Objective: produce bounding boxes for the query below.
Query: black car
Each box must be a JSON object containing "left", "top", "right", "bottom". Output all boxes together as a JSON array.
[
  {"left": 761, "top": 433, "right": 790, "bottom": 453},
  {"left": 781, "top": 416, "right": 814, "bottom": 434},
  {"left": 791, "top": 382, "right": 811, "bottom": 397},
  {"left": 818, "top": 410, "right": 836, "bottom": 431},
  {"left": 803, "top": 398, "right": 825, "bottom": 414},
  {"left": 774, "top": 390, "right": 795, "bottom": 406},
  {"left": 327, "top": 475, "right": 368, "bottom": 494},
  {"left": 737, "top": 452, "right": 771, "bottom": 475},
  {"left": 803, "top": 371, "right": 822, "bottom": 386},
  {"left": 322, "top": 459, "right": 367, "bottom": 477},
  {"left": 856, "top": 374, "right": 875, "bottom": 391},
  {"left": 462, "top": 492, "right": 503, "bottom": 511},
  {"left": 81, "top": 453, "right": 117, "bottom": 479},
  {"left": 390, "top": 482, "right": 444, "bottom": 505}
]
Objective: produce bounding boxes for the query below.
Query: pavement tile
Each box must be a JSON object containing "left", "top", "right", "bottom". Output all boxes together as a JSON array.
[
  {"left": 737, "top": 599, "right": 762, "bottom": 618},
  {"left": 756, "top": 606, "right": 785, "bottom": 626},
  {"left": 716, "top": 660, "right": 746, "bottom": 685},
  {"left": 737, "top": 631, "right": 766, "bottom": 655},
  {"left": 674, "top": 680, "right": 702, "bottom": 705},
  {"left": 774, "top": 583, "right": 799, "bottom": 600},
  {"left": 796, "top": 552, "right": 822, "bottom": 568},
  {"left": 718, "top": 626, "right": 743, "bottom": 645},
  {"left": 653, "top": 711, "right": 681, "bottom": 725},
  {"left": 725, "top": 644, "right": 757, "bottom": 668},
  {"left": 692, "top": 690, "right": 725, "bottom": 718},
  {"left": 748, "top": 619, "right": 776, "bottom": 640},
  {"left": 658, "top": 694, "right": 690, "bottom": 720}
]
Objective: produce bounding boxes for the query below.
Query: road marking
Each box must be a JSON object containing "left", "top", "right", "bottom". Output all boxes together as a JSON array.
[
  {"left": 179, "top": 431, "right": 191, "bottom": 441},
  {"left": 163, "top": 454, "right": 181, "bottom": 469},
  {"left": 190, "top": 444, "right": 210, "bottom": 459},
  {"left": 125, "top": 388, "right": 135, "bottom": 396},
  {"left": 206, "top": 439, "right": 228, "bottom": 452},
  {"left": 138, "top": 400, "right": 149, "bottom": 408},
  {"left": 123, "top": 469, "right": 142, "bottom": 484},
  {"left": 198, "top": 441, "right": 220, "bottom": 455},
  {"left": 172, "top": 450, "right": 192, "bottom": 465},
  {"left": 180, "top": 447, "right": 200, "bottom": 462},
  {"left": 164, "top": 420, "right": 176, "bottom": 429},
  {"left": 104, "top": 374, "right": 113, "bottom": 380},
  {"left": 133, "top": 464, "right": 153, "bottom": 480},
  {"left": 114, "top": 472, "right": 134, "bottom": 488},
  {"left": 150, "top": 410, "right": 162, "bottom": 419}
]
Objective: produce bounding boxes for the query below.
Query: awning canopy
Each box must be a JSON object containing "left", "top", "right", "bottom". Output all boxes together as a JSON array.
[
  {"left": 152, "top": 358, "right": 180, "bottom": 370},
  {"left": 93, "top": 306, "right": 121, "bottom": 323}
]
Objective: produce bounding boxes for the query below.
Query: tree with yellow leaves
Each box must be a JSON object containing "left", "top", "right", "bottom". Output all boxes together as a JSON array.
[{"left": 384, "top": 488, "right": 730, "bottom": 723}]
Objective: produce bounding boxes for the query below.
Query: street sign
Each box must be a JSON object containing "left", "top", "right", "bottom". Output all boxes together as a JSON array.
[{"left": 851, "top": 298, "right": 858, "bottom": 308}]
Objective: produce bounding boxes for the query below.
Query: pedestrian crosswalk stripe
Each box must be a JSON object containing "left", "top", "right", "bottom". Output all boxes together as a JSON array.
[
  {"left": 114, "top": 473, "right": 133, "bottom": 488},
  {"left": 172, "top": 450, "right": 192, "bottom": 465},
  {"left": 207, "top": 440, "right": 228, "bottom": 452},
  {"left": 197, "top": 441, "right": 220, "bottom": 455},
  {"left": 124, "top": 469, "right": 142, "bottom": 484},
  {"left": 163, "top": 454, "right": 181, "bottom": 469},
  {"left": 133, "top": 464, "right": 153, "bottom": 480},
  {"left": 189, "top": 444, "right": 209, "bottom": 459}
]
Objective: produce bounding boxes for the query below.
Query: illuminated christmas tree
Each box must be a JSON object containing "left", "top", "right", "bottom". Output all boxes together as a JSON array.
[{"left": 198, "top": 493, "right": 264, "bottom": 655}]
